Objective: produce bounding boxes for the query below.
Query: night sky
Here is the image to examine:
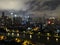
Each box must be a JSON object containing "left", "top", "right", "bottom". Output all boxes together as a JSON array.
[
  {"left": 0, "top": 0, "right": 29, "bottom": 11},
  {"left": 0, "top": 0, "right": 60, "bottom": 17}
]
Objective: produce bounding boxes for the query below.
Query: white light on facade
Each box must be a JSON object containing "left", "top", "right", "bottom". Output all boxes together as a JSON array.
[
  {"left": 12, "top": 33, "right": 14, "bottom": 36},
  {"left": 14, "top": 14, "right": 17, "bottom": 17},
  {"left": 56, "top": 38, "right": 58, "bottom": 42},
  {"left": 11, "top": 13, "right": 13, "bottom": 15},
  {"left": 17, "top": 33, "right": 19, "bottom": 37},
  {"left": 28, "top": 16, "right": 29, "bottom": 18},
  {"left": 28, "top": 27, "right": 31, "bottom": 30},
  {"left": 8, "top": 33, "right": 10, "bottom": 36},
  {"left": 47, "top": 37, "right": 49, "bottom": 40},
  {"left": 6, "top": 28, "right": 9, "bottom": 32},
  {"left": 30, "top": 34, "right": 32, "bottom": 39}
]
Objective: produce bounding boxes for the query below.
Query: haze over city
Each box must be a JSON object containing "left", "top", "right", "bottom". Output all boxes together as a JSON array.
[{"left": 0, "top": 0, "right": 60, "bottom": 17}]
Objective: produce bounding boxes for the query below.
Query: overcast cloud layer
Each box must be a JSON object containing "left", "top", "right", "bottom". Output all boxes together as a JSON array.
[
  {"left": 0, "top": 0, "right": 60, "bottom": 17},
  {"left": 0, "top": 0, "right": 29, "bottom": 11},
  {"left": 27, "top": 0, "right": 60, "bottom": 17}
]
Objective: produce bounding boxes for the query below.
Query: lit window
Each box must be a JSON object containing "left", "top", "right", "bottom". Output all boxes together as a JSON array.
[
  {"left": 17, "top": 33, "right": 19, "bottom": 37},
  {"left": 12, "top": 33, "right": 14, "bottom": 36}
]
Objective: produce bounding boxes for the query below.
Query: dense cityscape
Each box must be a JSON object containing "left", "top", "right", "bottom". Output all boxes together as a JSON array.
[
  {"left": 0, "top": 0, "right": 60, "bottom": 45},
  {"left": 0, "top": 11, "right": 60, "bottom": 45}
]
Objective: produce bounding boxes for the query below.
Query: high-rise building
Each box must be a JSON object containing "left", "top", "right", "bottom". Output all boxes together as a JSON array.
[
  {"left": 0, "top": 12, "right": 12, "bottom": 28},
  {"left": 13, "top": 17, "right": 22, "bottom": 26}
]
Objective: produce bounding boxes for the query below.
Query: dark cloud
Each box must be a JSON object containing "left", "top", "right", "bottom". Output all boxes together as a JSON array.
[
  {"left": 27, "top": 0, "right": 60, "bottom": 11},
  {"left": 42, "top": 0, "right": 60, "bottom": 10},
  {"left": 25, "top": 0, "right": 60, "bottom": 17}
]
